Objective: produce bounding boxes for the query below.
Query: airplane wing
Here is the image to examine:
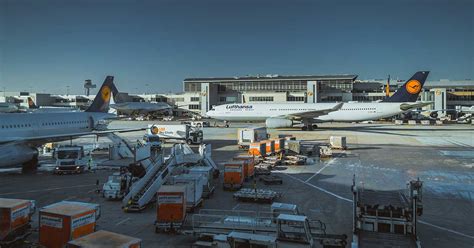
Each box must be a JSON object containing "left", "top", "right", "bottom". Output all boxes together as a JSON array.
[
  {"left": 275, "top": 103, "right": 343, "bottom": 120},
  {"left": 1, "top": 128, "right": 146, "bottom": 146},
  {"left": 400, "top": 102, "right": 433, "bottom": 111}
]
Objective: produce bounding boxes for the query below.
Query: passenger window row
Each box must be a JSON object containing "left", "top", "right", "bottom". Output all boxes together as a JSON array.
[{"left": 1, "top": 120, "right": 88, "bottom": 129}]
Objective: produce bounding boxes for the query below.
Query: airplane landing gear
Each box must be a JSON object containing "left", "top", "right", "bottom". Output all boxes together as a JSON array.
[{"left": 302, "top": 125, "right": 314, "bottom": 131}]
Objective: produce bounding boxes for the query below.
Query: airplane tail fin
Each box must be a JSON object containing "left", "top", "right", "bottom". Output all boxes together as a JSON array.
[
  {"left": 27, "top": 97, "right": 38, "bottom": 109},
  {"left": 85, "top": 76, "right": 119, "bottom": 112},
  {"left": 382, "top": 71, "right": 429, "bottom": 102}
]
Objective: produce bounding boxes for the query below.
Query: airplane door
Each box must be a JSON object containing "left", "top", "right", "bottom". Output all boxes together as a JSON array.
[{"left": 88, "top": 116, "right": 95, "bottom": 130}]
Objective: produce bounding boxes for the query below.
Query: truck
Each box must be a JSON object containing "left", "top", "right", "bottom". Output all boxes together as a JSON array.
[
  {"left": 53, "top": 146, "right": 92, "bottom": 175},
  {"left": 102, "top": 171, "right": 132, "bottom": 200},
  {"left": 148, "top": 124, "right": 203, "bottom": 145},
  {"left": 181, "top": 120, "right": 210, "bottom": 128},
  {"left": 237, "top": 127, "right": 269, "bottom": 150}
]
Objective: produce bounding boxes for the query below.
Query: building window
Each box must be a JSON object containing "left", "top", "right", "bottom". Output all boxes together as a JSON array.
[
  {"left": 189, "top": 104, "right": 200, "bottom": 110},
  {"left": 287, "top": 96, "right": 305, "bottom": 101},
  {"left": 249, "top": 96, "right": 274, "bottom": 102},
  {"left": 190, "top": 97, "right": 200, "bottom": 102}
]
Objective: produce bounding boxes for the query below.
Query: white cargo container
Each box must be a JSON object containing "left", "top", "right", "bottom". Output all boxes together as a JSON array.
[
  {"left": 147, "top": 124, "right": 203, "bottom": 145},
  {"left": 237, "top": 127, "right": 269, "bottom": 149},
  {"left": 169, "top": 174, "right": 205, "bottom": 211},
  {"left": 188, "top": 166, "right": 216, "bottom": 198},
  {"left": 329, "top": 136, "right": 347, "bottom": 150}
]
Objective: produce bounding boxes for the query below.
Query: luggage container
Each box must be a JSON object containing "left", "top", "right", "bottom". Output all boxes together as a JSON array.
[
  {"left": 223, "top": 161, "right": 245, "bottom": 190},
  {"left": 62, "top": 201, "right": 101, "bottom": 221},
  {"left": 156, "top": 185, "right": 187, "bottom": 232},
  {"left": 287, "top": 140, "right": 319, "bottom": 156},
  {"left": 282, "top": 136, "right": 296, "bottom": 149},
  {"left": 67, "top": 230, "right": 142, "bottom": 248},
  {"left": 329, "top": 136, "right": 347, "bottom": 150},
  {"left": 248, "top": 142, "right": 266, "bottom": 157},
  {"left": 170, "top": 174, "right": 205, "bottom": 212},
  {"left": 270, "top": 138, "right": 285, "bottom": 153},
  {"left": 237, "top": 127, "right": 268, "bottom": 150},
  {"left": 39, "top": 201, "right": 97, "bottom": 248},
  {"left": 188, "top": 166, "right": 216, "bottom": 198},
  {"left": 232, "top": 155, "right": 255, "bottom": 180},
  {"left": 264, "top": 140, "right": 275, "bottom": 155},
  {"left": 0, "top": 198, "right": 34, "bottom": 243}
]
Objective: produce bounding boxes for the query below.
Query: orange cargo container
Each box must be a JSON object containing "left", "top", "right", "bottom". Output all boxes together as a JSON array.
[
  {"left": 39, "top": 201, "right": 97, "bottom": 248},
  {"left": 270, "top": 138, "right": 285, "bottom": 153},
  {"left": 248, "top": 142, "right": 266, "bottom": 157},
  {"left": 156, "top": 185, "right": 187, "bottom": 225},
  {"left": 223, "top": 161, "right": 245, "bottom": 190},
  {"left": 264, "top": 140, "right": 275, "bottom": 155},
  {"left": 0, "top": 198, "right": 33, "bottom": 241},
  {"left": 232, "top": 155, "right": 255, "bottom": 179},
  {"left": 67, "top": 230, "right": 142, "bottom": 248}
]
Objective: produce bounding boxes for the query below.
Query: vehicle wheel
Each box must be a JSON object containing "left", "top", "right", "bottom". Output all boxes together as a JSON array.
[
  {"left": 186, "top": 139, "right": 193, "bottom": 145},
  {"left": 312, "top": 124, "right": 318, "bottom": 129}
]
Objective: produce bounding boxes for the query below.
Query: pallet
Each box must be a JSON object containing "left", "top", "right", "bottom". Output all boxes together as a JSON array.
[
  {"left": 233, "top": 188, "right": 281, "bottom": 203},
  {"left": 259, "top": 175, "right": 283, "bottom": 185}
]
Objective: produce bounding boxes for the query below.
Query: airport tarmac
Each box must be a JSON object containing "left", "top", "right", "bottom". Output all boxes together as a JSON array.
[{"left": 0, "top": 121, "right": 472, "bottom": 247}]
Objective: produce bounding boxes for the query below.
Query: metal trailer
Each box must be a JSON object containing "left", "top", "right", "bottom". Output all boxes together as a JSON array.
[
  {"left": 186, "top": 210, "right": 347, "bottom": 247},
  {"left": 233, "top": 188, "right": 281, "bottom": 203},
  {"left": 259, "top": 175, "right": 283, "bottom": 185},
  {"left": 238, "top": 127, "right": 269, "bottom": 150}
]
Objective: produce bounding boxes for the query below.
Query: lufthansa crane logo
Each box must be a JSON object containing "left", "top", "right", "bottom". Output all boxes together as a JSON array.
[
  {"left": 405, "top": 80, "right": 422, "bottom": 94},
  {"left": 101, "top": 86, "right": 111, "bottom": 102},
  {"left": 151, "top": 125, "right": 159, "bottom": 135}
]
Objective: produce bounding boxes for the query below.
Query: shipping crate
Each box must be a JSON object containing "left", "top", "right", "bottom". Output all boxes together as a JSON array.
[
  {"left": 248, "top": 142, "right": 266, "bottom": 157},
  {"left": 0, "top": 198, "right": 33, "bottom": 241},
  {"left": 170, "top": 174, "right": 205, "bottom": 212},
  {"left": 264, "top": 140, "right": 275, "bottom": 155},
  {"left": 329, "top": 136, "right": 347, "bottom": 150},
  {"left": 156, "top": 185, "right": 187, "bottom": 232},
  {"left": 232, "top": 155, "right": 255, "bottom": 180},
  {"left": 270, "top": 138, "right": 285, "bottom": 153},
  {"left": 39, "top": 201, "right": 97, "bottom": 248},
  {"left": 67, "top": 230, "right": 141, "bottom": 248},
  {"left": 223, "top": 161, "right": 245, "bottom": 190}
]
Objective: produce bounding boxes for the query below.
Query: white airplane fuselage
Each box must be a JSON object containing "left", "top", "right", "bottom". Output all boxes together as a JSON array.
[
  {"left": 207, "top": 102, "right": 405, "bottom": 122},
  {"left": 0, "top": 111, "right": 112, "bottom": 168}
]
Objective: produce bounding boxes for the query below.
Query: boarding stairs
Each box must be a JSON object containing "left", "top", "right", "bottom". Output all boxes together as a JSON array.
[
  {"left": 122, "top": 144, "right": 186, "bottom": 212},
  {"left": 106, "top": 133, "right": 135, "bottom": 159}
]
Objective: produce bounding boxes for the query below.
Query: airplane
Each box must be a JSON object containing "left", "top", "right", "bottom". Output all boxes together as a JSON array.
[
  {"left": 0, "top": 75, "right": 134, "bottom": 171},
  {"left": 206, "top": 71, "right": 432, "bottom": 130},
  {"left": 0, "top": 102, "right": 20, "bottom": 113},
  {"left": 110, "top": 101, "right": 173, "bottom": 118}
]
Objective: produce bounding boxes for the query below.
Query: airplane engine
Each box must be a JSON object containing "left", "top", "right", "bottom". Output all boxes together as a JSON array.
[
  {"left": 265, "top": 118, "right": 293, "bottom": 128},
  {"left": 430, "top": 111, "right": 438, "bottom": 119},
  {"left": 0, "top": 144, "right": 38, "bottom": 169}
]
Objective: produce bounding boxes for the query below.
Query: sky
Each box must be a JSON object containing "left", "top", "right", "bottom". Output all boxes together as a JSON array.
[{"left": 0, "top": 0, "right": 472, "bottom": 94}]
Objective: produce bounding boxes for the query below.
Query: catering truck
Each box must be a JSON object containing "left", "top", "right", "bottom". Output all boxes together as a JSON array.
[
  {"left": 53, "top": 146, "right": 92, "bottom": 174},
  {"left": 147, "top": 124, "right": 203, "bottom": 145}
]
